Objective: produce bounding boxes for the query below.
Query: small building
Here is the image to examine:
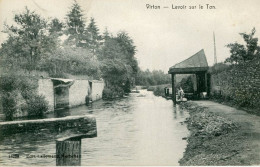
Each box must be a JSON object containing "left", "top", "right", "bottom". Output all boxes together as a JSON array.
[
  {"left": 168, "top": 49, "right": 209, "bottom": 103},
  {"left": 38, "top": 78, "right": 104, "bottom": 111}
]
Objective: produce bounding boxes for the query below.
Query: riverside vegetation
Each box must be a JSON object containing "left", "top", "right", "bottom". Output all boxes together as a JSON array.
[
  {"left": 0, "top": 2, "right": 166, "bottom": 119},
  {"left": 179, "top": 102, "right": 259, "bottom": 165},
  {"left": 0, "top": 74, "right": 48, "bottom": 120},
  {"left": 209, "top": 28, "right": 260, "bottom": 115}
]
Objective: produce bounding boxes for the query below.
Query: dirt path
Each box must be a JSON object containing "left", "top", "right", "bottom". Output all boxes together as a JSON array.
[{"left": 193, "top": 100, "right": 260, "bottom": 165}]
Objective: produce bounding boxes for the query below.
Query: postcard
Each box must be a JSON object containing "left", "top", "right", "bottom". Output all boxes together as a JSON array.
[{"left": 0, "top": 0, "right": 259, "bottom": 166}]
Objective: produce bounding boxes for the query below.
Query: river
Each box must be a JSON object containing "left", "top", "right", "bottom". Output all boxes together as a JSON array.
[{"left": 0, "top": 90, "right": 189, "bottom": 166}]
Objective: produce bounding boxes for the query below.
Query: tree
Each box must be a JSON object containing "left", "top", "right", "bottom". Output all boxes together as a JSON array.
[
  {"left": 1, "top": 7, "right": 56, "bottom": 71},
  {"left": 86, "top": 17, "right": 101, "bottom": 53},
  {"left": 97, "top": 31, "right": 138, "bottom": 94},
  {"left": 102, "top": 27, "right": 110, "bottom": 41},
  {"left": 225, "top": 28, "right": 260, "bottom": 64},
  {"left": 49, "top": 18, "right": 64, "bottom": 37},
  {"left": 115, "top": 32, "right": 138, "bottom": 74},
  {"left": 64, "top": 1, "right": 86, "bottom": 47},
  {"left": 135, "top": 69, "right": 171, "bottom": 86}
]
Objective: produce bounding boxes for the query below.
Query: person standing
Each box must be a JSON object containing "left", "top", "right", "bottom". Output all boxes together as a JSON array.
[{"left": 179, "top": 87, "right": 184, "bottom": 101}]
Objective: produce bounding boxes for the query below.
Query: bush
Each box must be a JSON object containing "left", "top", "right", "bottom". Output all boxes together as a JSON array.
[
  {"left": 1, "top": 92, "right": 16, "bottom": 120},
  {"left": 147, "top": 86, "right": 156, "bottom": 91},
  {"left": 0, "top": 75, "right": 48, "bottom": 120},
  {"left": 153, "top": 86, "right": 165, "bottom": 96},
  {"left": 209, "top": 63, "right": 231, "bottom": 74},
  {"left": 0, "top": 76, "right": 16, "bottom": 92},
  {"left": 26, "top": 95, "right": 48, "bottom": 117},
  {"left": 102, "top": 86, "right": 124, "bottom": 100}
]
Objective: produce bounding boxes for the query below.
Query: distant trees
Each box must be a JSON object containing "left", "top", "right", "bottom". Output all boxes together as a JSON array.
[
  {"left": 135, "top": 69, "right": 171, "bottom": 86},
  {"left": 225, "top": 28, "right": 260, "bottom": 64}
]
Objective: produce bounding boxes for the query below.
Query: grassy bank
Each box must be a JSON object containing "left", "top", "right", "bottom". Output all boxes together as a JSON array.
[{"left": 179, "top": 102, "right": 259, "bottom": 165}]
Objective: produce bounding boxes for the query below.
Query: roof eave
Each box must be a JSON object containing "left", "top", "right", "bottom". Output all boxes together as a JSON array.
[{"left": 168, "top": 67, "right": 209, "bottom": 74}]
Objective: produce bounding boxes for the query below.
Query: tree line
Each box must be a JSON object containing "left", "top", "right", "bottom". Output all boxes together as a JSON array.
[
  {"left": 135, "top": 69, "right": 171, "bottom": 86},
  {"left": 0, "top": 2, "right": 141, "bottom": 98}
]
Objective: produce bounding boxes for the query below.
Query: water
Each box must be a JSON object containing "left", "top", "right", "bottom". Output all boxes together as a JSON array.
[{"left": 0, "top": 90, "right": 189, "bottom": 166}]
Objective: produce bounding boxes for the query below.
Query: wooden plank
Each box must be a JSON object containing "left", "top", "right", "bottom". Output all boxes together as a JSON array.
[{"left": 168, "top": 67, "right": 209, "bottom": 74}]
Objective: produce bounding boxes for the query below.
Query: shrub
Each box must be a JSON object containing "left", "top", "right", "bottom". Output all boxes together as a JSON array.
[
  {"left": 147, "top": 86, "right": 156, "bottom": 91},
  {"left": 102, "top": 86, "right": 124, "bottom": 100},
  {"left": 26, "top": 95, "right": 48, "bottom": 117},
  {"left": 1, "top": 92, "right": 16, "bottom": 120},
  {"left": 153, "top": 86, "right": 165, "bottom": 96},
  {"left": 0, "top": 75, "right": 48, "bottom": 120}
]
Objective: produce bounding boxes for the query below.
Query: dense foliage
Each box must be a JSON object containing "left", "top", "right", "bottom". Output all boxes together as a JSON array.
[
  {"left": 0, "top": 7, "right": 57, "bottom": 71},
  {"left": 135, "top": 69, "right": 171, "bottom": 86},
  {"left": 0, "top": 1, "right": 140, "bottom": 109},
  {"left": 209, "top": 62, "right": 231, "bottom": 74},
  {"left": 209, "top": 56, "right": 260, "bottom": 115},
  {"left": 40, "top": 46, "right": 101, "bottom": 78},
  {"left": 98, "top": 31, "right": 138, "bottom": 97},
  {"left": 0, "top": 74, "right": 48, "bottom": 120},
  {"left": 208, "top": 29, "right": 260, "bottom": 114}
]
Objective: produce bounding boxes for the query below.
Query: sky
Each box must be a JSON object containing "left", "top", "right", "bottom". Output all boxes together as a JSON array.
[{"left": 1, "top": 0, "right": 260, "bottom": 72}]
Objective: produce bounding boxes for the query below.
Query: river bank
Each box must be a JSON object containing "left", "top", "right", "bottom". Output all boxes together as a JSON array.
[{"left": 179, "top": 101, "right": 260, "bottom": 165}]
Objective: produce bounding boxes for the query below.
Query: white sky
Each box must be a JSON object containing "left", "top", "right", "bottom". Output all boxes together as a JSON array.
[{"left": 1, "top": 0, "right": 260, "bottom": 72}]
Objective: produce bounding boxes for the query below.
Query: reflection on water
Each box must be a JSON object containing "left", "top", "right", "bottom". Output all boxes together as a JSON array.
[{"left": 0, "top": 90, "right": 189, "bottom": 166}]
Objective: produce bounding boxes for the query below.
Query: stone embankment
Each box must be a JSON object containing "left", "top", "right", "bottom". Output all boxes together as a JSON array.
[
  {"left": 0, "top": 115, "right": 97, "bottom": 139},
  {"left": 179, "top": 101, "right": 260, "bottom": 166}
]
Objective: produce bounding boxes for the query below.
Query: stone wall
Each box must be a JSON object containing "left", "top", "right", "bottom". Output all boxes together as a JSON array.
[
  {"left": 38, "top": 79, "right": 54, "bottom": 111},
  {"left": 69, "top": 80, "right": 89, "bottom": 107},
  {"left": 210, "top": 57, "right": 260, "bottom": 110},
  {"left": 0, "top": 115, "right": 97, "bottom": 138},
  {"left": 91, "top": 80, "right": 104, "bottom": 101}
]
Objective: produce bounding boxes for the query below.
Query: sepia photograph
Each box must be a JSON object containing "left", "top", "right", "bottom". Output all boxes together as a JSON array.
[{"left": 0, "top": 0, "right": 259, "bottom": 166}]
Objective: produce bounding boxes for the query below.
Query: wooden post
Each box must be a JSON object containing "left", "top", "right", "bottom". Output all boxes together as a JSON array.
[
  {"left": 54, "top": 115, "right": 97, "bottom": 166},
  {"left": 205, "top": 72, "right": 208, "bottom": 94},
  {"left": 207, "top": 73, "right": 211, "bottom": 96},
  {"left": 56, "top": 137, "right": 82, "bottom": 166},
  {"left": 171, "top": 74, "right": 176, "bottom": 104}
]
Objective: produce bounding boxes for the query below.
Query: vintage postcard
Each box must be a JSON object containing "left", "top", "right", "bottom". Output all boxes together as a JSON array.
[{"left": 0, "top": 0, "right": 259, "bottom": 166}]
